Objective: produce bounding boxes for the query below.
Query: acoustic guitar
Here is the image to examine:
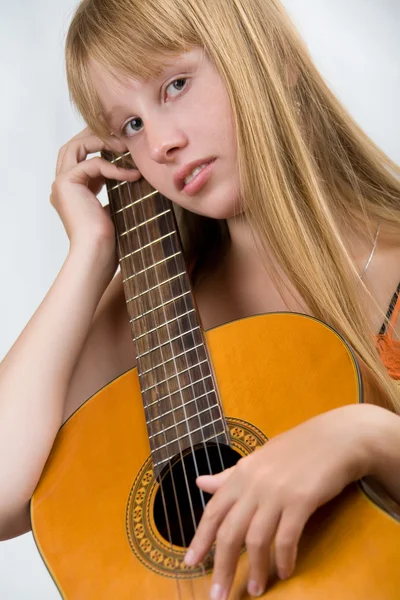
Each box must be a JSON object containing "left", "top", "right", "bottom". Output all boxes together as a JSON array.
[{"left": 31, "top": 150, "right": 400, "bottom": 599}]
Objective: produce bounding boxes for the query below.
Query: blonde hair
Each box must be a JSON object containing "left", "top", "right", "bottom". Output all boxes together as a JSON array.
[{"left": 66, "top": 0, "right": 400, "bottom": 410}]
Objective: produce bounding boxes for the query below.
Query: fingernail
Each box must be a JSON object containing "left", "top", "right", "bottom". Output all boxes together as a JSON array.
[
  {"left": 184, "top": 548, "right": 196, "bottom": 566},
  {"left": 278, "top": 566, "right": 289, "bottom": 580},
  {"left": 248, "top": 580, "right": 263, "bottom": 596},
  {"left": 210, "top": 583, "right": 225, "bottom": 600}
]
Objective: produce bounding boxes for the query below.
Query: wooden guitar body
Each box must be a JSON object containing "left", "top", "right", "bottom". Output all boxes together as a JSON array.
[{"left": 31, "top": 313, "right": 400, "bottom": 599}]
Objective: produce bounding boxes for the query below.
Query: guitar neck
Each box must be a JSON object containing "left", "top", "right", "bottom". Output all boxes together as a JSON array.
[{"left": 103, "top": 150, "right": 229, "bottom": 477}]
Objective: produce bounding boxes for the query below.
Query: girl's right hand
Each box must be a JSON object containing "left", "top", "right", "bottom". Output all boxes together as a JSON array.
[{"left": 51, "top": 127, "right": 141, "bottom": 267}]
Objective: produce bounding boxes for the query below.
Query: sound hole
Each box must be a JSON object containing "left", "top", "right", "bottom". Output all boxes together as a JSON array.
[{"left": 154, "top": 443, "right": 241, "bottom": 548}]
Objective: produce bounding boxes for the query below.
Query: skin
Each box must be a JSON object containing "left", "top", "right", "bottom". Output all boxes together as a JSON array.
[{"left": 87, "top": 48, "right": 400, "bottom": 599}]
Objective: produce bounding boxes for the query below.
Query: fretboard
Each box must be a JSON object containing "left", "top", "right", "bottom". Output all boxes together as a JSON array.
[{"left": 103, "top": 150, "right": 229, "bottom": 477}]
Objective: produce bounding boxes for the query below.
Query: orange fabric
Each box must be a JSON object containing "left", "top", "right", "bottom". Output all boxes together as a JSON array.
[{"left": 375, "top": 291, "right": 400, "bottom": 380}]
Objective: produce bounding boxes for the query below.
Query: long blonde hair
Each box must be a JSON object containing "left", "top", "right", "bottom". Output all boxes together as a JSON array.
[{"left": 65, "top": 0, "right": 400, "bottom": 411}]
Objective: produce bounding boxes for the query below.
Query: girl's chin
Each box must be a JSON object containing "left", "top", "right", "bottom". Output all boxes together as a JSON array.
[
  {"left": 158, "top": 182, "right": 241, "bottom": 220},
  {"left": 200, "top": 200, "right": 243, "bottom": 221},
  {"left": 179, "top": 204, "right": 241, "bottom": 220}
]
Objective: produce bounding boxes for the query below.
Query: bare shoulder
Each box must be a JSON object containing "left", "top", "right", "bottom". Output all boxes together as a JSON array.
[{"left": 62, "top": 270, "right": 136, "bottom": 424}]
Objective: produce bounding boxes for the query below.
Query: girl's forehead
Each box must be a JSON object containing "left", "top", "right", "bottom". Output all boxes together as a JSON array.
[{"left": 89, "top": 47, "right": 204, "bottom": 87}]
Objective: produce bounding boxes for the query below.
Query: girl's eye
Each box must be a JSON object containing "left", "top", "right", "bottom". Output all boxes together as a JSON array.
[
  {"left": 166, "top": 77, "right": 187, "bottom": 98},
  {"left": 123, "top": 117, "right": 143, "bottom": 138},
  {"left": 121, "top": 78, "right": 188, "bottom": 138}
]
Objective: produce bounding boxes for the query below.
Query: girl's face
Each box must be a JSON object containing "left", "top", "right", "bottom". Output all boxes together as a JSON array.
[{"left": 89, "top": 48, "right": 241, "bottom": 219}]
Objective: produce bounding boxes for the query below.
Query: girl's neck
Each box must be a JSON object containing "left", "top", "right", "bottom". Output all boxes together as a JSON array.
[{"left": 225, "top": 211, "right": 382, "bottom": 281}]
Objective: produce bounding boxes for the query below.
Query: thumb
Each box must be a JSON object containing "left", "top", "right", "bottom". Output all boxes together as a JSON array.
[{"left": 196, "top": 466, "right": 235, "bottom": 494}]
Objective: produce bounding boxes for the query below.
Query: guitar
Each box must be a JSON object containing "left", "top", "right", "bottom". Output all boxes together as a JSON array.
[{"left": 31, "top": 150, "right": 400, "bottom": 599}]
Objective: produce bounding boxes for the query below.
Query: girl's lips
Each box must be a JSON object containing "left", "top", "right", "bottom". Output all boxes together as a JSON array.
[{"left": 182, "top": 159, "right": 216, "bottom": 196}]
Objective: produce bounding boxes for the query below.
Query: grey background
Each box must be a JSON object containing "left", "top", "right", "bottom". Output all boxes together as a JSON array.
[{"left": 0, "top": 0, "right": 399, "bottom": 597}]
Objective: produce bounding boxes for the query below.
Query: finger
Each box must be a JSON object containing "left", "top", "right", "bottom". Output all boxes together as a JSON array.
[
  {"left": 73, "top": 128, "right": 128, "bottom": 154},
  {"left": 66, "top": 156, "right": 140, "bottom": 187},
  {"left": 56, "top": 128, "right": 127, "bottom": 175},
  {"left": 196, "top": 466, "right": 235, "bottom": 494},
  {"left": 58, "top": 135, "right": 126, "bottom": 175},
  {"left": 274, "top": 505, "right": 310, "bottom": 581},
  {"left": 209, "top": 495, "right": 257, "bottom": 600},
  {"left": 56, "top": 127, "right": 93, "bottom": 175},
  {"left": 184, "top": 486, "right": 237, "bottom": 567},
  {"left": 245, "top": 506, "right": 281, "bottom": 597}
]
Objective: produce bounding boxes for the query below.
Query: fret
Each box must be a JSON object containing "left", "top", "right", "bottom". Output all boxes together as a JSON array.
[
  {"left": 146, "top": 393, "right": 217, "bottom": 424},
  {"left": 128, "top": 271, "right": 187, "bottom": 303},
  {"left": 122, "top": 251, "right": 181, "bottom": 277},
  {"left": 141, "top": 359, "right": 209, "bottom": 393},
  {"left": 145, "top": 374, "right": 213, "bottom": 408},
  {"left": 140, "top": 342, "right": 205, "bottom": 376},
  {"left": 148, "top": 404, "right": 222, "bottom": 439},
  {"left": 136, "top": 326, "right": 201, "bottom": 358},
  {"left": 150, "top": 418, "right": 224, "bottom": 451},
  {"left": 119, "top": 209, "right": 171, "bottom": 237},
  {"left": 130, "top": 291, "right": 191, "bottom": 322},
  {"left": 113, "top": 189, "right": 158, "bottom": 212},
  {"left": 120, "top": 230, "right": 177, "bottom": 256},
  {"left": 110, "top": 180, "right": 128, "bottom": 191},
  {"left": 110, "top": 151, "right": 131, "bottom": 164},
  {"left": 134, "top": 308, "right": 196, "bottom": 340}
]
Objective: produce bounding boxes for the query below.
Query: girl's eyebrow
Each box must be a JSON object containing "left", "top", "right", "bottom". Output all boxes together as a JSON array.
[{"left": 104, "top": 106, "right": 127, "bottom": 128}]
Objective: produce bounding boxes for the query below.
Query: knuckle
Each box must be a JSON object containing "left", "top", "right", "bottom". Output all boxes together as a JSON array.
[
  {"left": 276, "top": 531, "right": 295, "bottom": 549},
  {"left": 50, "top": 180, "right": 59, "bottom": 199},
  {"left": 57, "top": 143, "right": 67, "bottom": 157},
  {"left": 89, "top": 156, "right": 103, "bottom": 167},
  {"left": 235, "top": 457, "right": 248, "bottom": 474},
  {"left": 276, "top": 526, "right": 299, "bottom": 552},
  {"left": 50, "top": 175, "right": 68, "bottom": 204},
  {"left": 216, "top": 526, "right": 235, "bottom": 548},
  {"left": 203, "top": 501, "right": 218, "bottom": 523},
  {"left": 292, "top": 487, "right": 313, "bottom": 507},
  {"left": 245, "top": 532, "right": 265, "bottom": 553},
  {"left": 275, "top": 535, "right": 293, "bottom": 554}
]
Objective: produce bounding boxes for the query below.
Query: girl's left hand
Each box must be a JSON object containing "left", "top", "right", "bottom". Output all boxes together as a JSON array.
[{"left": 184, "top": 404, "right": 374, "bottom": 599}]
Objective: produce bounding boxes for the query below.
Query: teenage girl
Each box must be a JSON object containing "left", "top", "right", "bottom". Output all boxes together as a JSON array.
[{"left": 1, "top": 1, "right": 400, "bottom": 598}]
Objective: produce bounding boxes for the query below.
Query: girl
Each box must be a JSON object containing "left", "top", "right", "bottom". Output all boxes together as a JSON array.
[{"left": 1, "top": 0, "right": 400, "bottom": 598}]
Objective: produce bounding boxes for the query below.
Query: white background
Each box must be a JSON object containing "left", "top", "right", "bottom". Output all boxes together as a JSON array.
[{"left": 0, "top": 0, "right": 399, "bottom": 597}]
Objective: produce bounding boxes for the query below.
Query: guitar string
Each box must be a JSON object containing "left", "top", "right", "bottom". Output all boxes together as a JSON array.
[
  {"left": 124, "top": 177, "right": 204, "bottom": 599},
  {"left": 128, "top": 164, "right": 228, "bottom": 581},
  {"left": 126, "top": 179, "right": 200, "bottom": 533},
  {"left": 112, "top": 151, "right": 225, "bottom": 591},
  {"left": 148, "top": 196, "right": 222, "bottom": 595},
  {"left": 111, "top": 160, "right": 184, "bottom": 598},
  {"left": 156, "top": 199, "right": 229, "bottom": 576},
  {"left": 120, "top": 159, "right": 207, "bottom": 593},
  {"left": 117, "top": 154, "right": 226, "bottom": 483},
  {"left": 133, "top": 185, "right": 226, "bottom": 595},
  {"left": 150, "top": 200, "right": 215, "bottom": 486},
  {"left": 167, "top": 203, "right": 227, "bottom": 474}
]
